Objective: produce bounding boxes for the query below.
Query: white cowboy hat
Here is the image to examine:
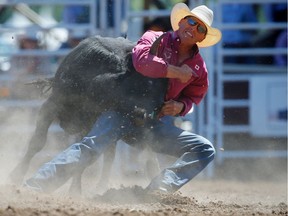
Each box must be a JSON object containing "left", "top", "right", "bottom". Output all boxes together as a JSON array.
[{"left": 170, "top": 3, "right": 222, "bottom": 47}]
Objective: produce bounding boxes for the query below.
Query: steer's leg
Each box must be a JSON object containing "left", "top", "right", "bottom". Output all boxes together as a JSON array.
[
  {"left": 9, "top": 96, "right": 59, "bottom": 185},
  {"left": 68, "top": 167, "right": 84, "bottom": 197},
  {"left": 95, "top": 143, "right": 116, "bottom": 193},
  {"left": 69, "top": 142, "right": 117, "bottom": 197},
  {"left": 144, "top": 146, "right": 160, "bottom": 180}
]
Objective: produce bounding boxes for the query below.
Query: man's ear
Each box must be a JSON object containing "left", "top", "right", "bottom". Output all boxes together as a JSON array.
[{"left": 198, "top": 34, "right": 207, "bottom": 43}]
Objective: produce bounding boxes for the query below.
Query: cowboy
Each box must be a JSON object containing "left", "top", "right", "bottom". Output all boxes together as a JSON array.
[{"left": 24, "top": 3, "right": 221, "bottom": 195}]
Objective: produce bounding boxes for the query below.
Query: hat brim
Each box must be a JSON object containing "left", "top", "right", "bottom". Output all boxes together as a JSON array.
[{"left": 170, "top": 3, "right": 221, "bottom": 47}]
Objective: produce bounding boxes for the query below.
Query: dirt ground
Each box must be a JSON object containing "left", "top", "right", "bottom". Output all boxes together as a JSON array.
[
  {"left": 0, "top": 178, "right": 287, "bottom": 216},
  {"left": 0, "top": 109, "right": 287, "bottom": 216}
]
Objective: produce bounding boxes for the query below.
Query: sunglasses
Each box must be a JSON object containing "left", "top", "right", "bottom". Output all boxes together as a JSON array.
[{"left": 186, "top": 17, "right": 207, "bottom": 35}]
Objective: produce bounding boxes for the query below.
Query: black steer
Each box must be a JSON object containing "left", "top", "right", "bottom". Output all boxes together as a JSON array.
[{"left": 10, "top": 35, "right": 167, "bottom": 195}]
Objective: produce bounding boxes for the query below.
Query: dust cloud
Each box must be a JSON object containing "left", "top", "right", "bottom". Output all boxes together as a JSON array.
[{"left": 0, "top": 109, "right": 287, "bottom": 216}]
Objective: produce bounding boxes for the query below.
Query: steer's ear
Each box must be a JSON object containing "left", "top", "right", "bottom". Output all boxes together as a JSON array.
[
  {"left": 125, "top": 52, "right": 135, "bottom": 71},
  {"left": 149, "top": 33, "right": 166, "bottom": 56}
]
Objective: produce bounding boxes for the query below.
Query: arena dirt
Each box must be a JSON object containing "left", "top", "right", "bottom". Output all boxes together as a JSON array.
[{"left": 0, "top": 109, "right": 287, "bottom": 216}]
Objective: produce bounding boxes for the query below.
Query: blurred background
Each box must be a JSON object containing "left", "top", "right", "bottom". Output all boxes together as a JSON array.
[{"left": 0, "top": 0, "right": 287, "bottom": 183}]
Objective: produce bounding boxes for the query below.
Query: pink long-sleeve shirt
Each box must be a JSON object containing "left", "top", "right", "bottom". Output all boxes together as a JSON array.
[{"left": 132, "top": 30, "right": 209, "bottom": 116}]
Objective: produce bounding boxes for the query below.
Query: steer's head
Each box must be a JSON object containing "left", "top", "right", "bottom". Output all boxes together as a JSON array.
[{"left": 122, "top": 52, "right": 168, "bottom": 125}]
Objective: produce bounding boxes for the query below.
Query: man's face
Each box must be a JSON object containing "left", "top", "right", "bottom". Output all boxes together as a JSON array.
[{"left": 177, "top": 16, "right": 207, "bottom": 46}]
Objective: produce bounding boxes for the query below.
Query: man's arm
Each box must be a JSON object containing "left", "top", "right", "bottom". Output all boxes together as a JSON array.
[{"left": 132, "top": 31, "right": 168, "bottom": 78}]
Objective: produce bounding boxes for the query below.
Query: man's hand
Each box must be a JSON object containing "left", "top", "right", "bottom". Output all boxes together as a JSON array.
[
  {"left": 158, "top": 100, "right": 184, "bottom": 118},
  {"left": 167, "top": 64, "right": 199, "bottom": 83}
]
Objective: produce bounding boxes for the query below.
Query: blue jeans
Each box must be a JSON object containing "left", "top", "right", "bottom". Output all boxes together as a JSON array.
[{"left": 25, "top": 111, "right": 215, "bottom": 193}]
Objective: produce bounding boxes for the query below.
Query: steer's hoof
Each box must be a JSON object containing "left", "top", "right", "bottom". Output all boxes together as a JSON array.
[
  {"left": 68, "top": 185, "right": 82, "bottom": 198},
  {"left": 9, "top": 170, "right": 24, "bottom": 185}
]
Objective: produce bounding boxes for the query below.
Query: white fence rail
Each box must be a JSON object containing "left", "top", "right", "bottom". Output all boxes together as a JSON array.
[{"left": 214, "top": 0, "right": 287, "bottom": 164}]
